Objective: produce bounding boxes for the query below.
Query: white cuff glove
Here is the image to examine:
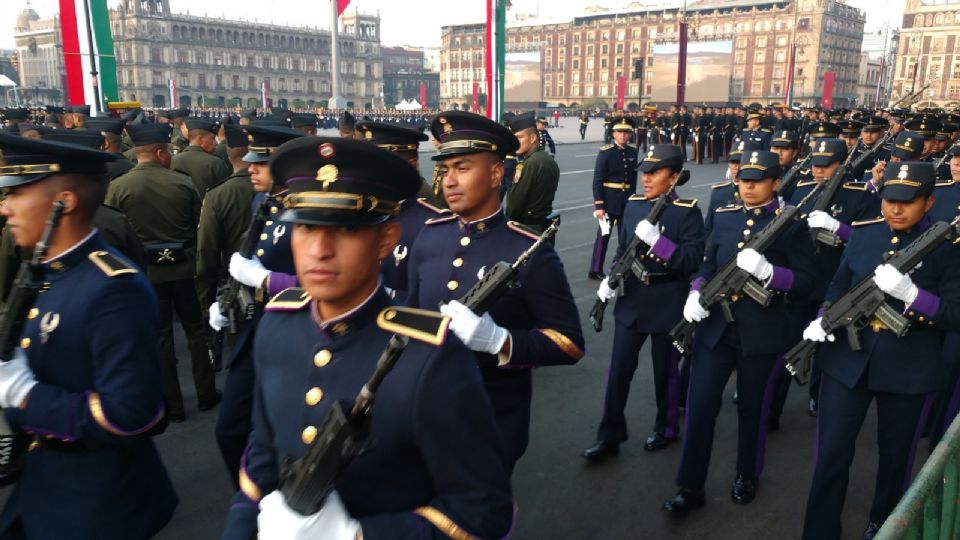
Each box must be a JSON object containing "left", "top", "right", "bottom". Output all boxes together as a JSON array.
[
  {"left": 208, "top": 302, "right": 229, "bottom": 332},
  {"left": 229, "top": 252, "right": 271, "bottom": 289},
  {"left": 0, "top": 349, "right": 36, "bottom": 409},
  {"left": 597, "top": 277, "right": 617, "bottom": 301},
  {"left": 258, "top": 490, "right": 360, "bottom": 540},
  {"left": 683, "top": 291, "right": 709, "bottom": 323},
  {"left": 873, "top": 264, "right": 919, "bottom": 304},
  {"left": 736, "top": 248, "right": 773, "bottom": 281},
  {"left": 439, "top": 300, "right": 509, "bottom": 355},
  {"left": 807, "top": 210, "right": 841, "bottom": 233},
  {"left": 598, "top": 215, "right": 611, "bottom": 236},
  {"left": 802, "top": 317, "right": 835, "bottom": 343},
  {"left": 634, "top": 220, "right": 661, "bottom": 246}
]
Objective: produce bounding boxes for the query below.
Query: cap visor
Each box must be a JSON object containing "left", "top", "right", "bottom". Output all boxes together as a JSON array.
[
  {"left": 280, "top": 209, "right": 391, "bottom": 227},
  {"left": 879, "top": 185, "right": 920, "bottom": 202},
  {"left": 0, "top": 173, "right": 50, "bottom": 187}
]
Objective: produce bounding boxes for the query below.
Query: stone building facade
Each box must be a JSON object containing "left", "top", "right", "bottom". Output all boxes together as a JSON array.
[
  {"left": 440, "top": 0, "right": 865, "bottom": 110},
  {"left": 893, "top": 0, "right": 960, "bottom": 108},
  {"left": 12, "top": 5, "right": 63, "bottom": 106},
  {"left": 382, "top": 46, "right": 440, "bottom": 108}
]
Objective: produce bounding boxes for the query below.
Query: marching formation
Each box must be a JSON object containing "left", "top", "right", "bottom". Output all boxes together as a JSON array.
[{"left": 0, "top": 98, "right": 958, "bottom": 540}]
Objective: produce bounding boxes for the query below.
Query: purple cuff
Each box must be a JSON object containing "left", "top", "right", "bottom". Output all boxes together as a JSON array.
[
  {"left": 817, "top": 306, "right": 826, "bottom": 318},
  {"left": 690, "top": 276, "right": 706, "bottom": 292},
  {"left": 907, "top": 288, "right": 940, "bottom": 319},
  {"left": 649, "top": 235, "right": 677, "bottom": 262},
  {"left": 866, "top": 179, "right": 878, "bottom": 193},
  {"left": 836, "top": 222, "right": 852, "bottom": 243},
  {"left": 266, "top": 272, "right": 298, "bottom": 296},
  {"left": 765, "top": 265, "right": 794, "bottom": 292}
]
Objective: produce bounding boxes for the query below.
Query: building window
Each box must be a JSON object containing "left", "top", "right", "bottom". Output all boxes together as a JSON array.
[
  {"left": 573, "top": 59, "right": 580, "bottom": 69},
  {"left": 601, "top": 45, "right": 608, "bottom": 54},
  {"left": 587, "top": 59, "right": 594, "bottom": 69},
  {"left": 616, "top": 44, "right": 624, "bottom": 54},
  {"left": 751, "top": 81, "right": 763, "bottom": 95},
  {"left": 753, "top": 66, "right": 765, "bottom": 79},
  {"left": 949, "top": 83, "right": 960, "bottom": 100},
  {"left": 755, "top": 51, "right": 766, "bottom": 63},
  {"left": 777, "top": 36, "right": 788, "bottom": 47},
  {"left": 585, "top": 85, "right": 594, "bottom": 96},
  {"left": 601, "top": 31, "right": 609, "bottom": 41},
  {"left": 601, "top": 59, "right": 608, "bottom": 68},
  {"left": 587, "top": 45, "right": 594, "bottom": 55},
  {"left": 773, "top": 66, "right": 785, "bottom": 79},
  {"left": 756, "top": 36, "right": 767, "bottom": 48},
  {"left": 775, "top": 49, "right": 787, "bottom": 63},
  {"left": 573, "top": 46, "right": 580, "bottom": 55},
  {"left": 735, "top": 52, "right": 746, "bottom": 64}
]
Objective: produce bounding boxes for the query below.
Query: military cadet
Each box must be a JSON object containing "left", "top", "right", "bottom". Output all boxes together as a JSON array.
[
  {"left": 589, "top": 117, "right": 639, "bottom": 280},
  {"left": 163, "top": 108, "right": 191, "bottom": 153},
  {"left": 851, "top": 116, "right": 892, "bottom": 181},
  {"left": 582, "top": 145, "right": 705, "bottom": 461},
  {"left": 867, "top": 131, "right": 924, "bottom": 187},
  {"left": 171, "top": 117, "right": 232, "bottom": 195},
  {"left": 741, "top": 109, "right": 771, "bottom": 150},
  {"left": 63, "top": 105, "right": 90, "bottom": 130},
  {"left": 800, "top": 162, "right": 960, "bottom": 540},
  {"left": 0, "top": 133, "right": 178, "bottom": 538},
  {"left": 704, "top": 139, "right": 759, "bottom": 232},
  {"left": 579, "top": 110, "right": 589, "bottom": 140},
  {"left": 106, "top": 123, "right": 219, "bottom": 422},
  {"left": 904, "top": 116, "right": 942, "bottom": 162},
  {"left": 355, "top": 121, "right": 450, "bottom": 303},
  {"left": 536, "top": 117, "right": 556, "bottom": 157},
  {"left": 291, "top": 114, "right": 318, "bottom": 136},
  {"left": 663, "top": 150, "right": 816, "bottom": 512},
  {"left": 673, "top": 104, "right": 692, "bottom": 161},
  {"left": 83, "top": 118, "right": 135, "bottom": 180},
  {"left": 196, "top": 123, "right": 254, "bottom": 308},
  {"left": 837, "top": 119, "right": 864, "bottom": 153},
  {"left": 769, "top": 130, "right": 802, "bottom": 201},
  {"left": 603, "top": 112, "right": 613, "bottom": 144},
  {"left": 220, "top": 136, "right": 514, "bottom": 540},
  {"left": 406, "top": 110, "right": 585, "bottom": 472},
  {"left": 207, "top": 123, "right": 303, "bottom": 483},
  {"left": 931, "top": 144, "right": 960, "bottom": 222},
  {"left": 338, "top": 111, "right": 357, "bottom": 138},
  {"left": 505, "top": 112, "right": 561, "bottom": 233}
]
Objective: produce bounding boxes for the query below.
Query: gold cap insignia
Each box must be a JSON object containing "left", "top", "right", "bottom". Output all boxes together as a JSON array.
[
  {"left": 898, "top": 164, "right": 909, "bottom": 179},
  {"left": 749, "top": 152, "right": 759, "bottom": 164},
  {"left": 318, "top": 142, "right": 336, "bottom": 158},
  {"left": 247, "top": 134, "right": 254, "bottom": 143},
  {"left": 737, "top": 142, "right": 745, "bottom": 150},
  {"left": 819, "top": 141, "right": 827, "bottom": 152},
  {"left": 364, "top": 130, "right": 373, "bottom": 140},
  {"left": 316, "top": 164, "right": 339, "bottom": 190},
  {"left": 782, "top": 131, "right": 788, "bottom": 138},
  {"left": 905, "top": 138, "right": 912, "bottom": 147}
]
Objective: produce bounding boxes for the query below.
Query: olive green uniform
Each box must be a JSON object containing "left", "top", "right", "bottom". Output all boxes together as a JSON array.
[
  {"left": 504, "top": 146, "right": 560, "bottom": 232},
  {"left": 171, "top": 145, "right": 232, "bottom": 196},
  {"left": 195, "top": 170, "right": 254, "bottom": 306}
]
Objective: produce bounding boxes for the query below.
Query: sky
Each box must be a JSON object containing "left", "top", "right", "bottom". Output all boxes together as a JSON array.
[{"left": 2, "top": 0, "right": 905, "bottom": 50}]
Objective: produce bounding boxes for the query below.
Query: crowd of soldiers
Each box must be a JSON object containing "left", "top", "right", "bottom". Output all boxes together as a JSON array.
[{"left": 0, "top": 95, "right": 958, "bottom": 540}]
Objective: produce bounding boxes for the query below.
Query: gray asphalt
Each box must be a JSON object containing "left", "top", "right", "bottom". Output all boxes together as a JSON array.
[{"left": 9, "top": 123, "right": 899, "bottom": 539}]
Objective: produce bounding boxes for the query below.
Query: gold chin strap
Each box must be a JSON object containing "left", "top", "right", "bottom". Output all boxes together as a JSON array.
[
  {"left": 0, "top": 163, "right": 61, "bottom": 175},
  {"left": 284, "top": 191, "right": 401, "bottom": 216}
]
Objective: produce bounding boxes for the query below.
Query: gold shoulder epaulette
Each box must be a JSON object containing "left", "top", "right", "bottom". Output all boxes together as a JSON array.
[
  {"left": 507, "top": 221, "right": 540, "bottom": 240},
  {"left": 711, "top": 181, "right": 732, "bottom": 189},
  {"left": 425, "top": 214, "right": 458, "bottom": 226},
  {"left": 715, "top": 205, "right": 742, "bottom": 213},
  {"left": 88, "top": 251, "right": 138, "bottom": 277},
  {"left": 936, "top": 179, "right": 956, "bottom": 187},
  {"left": 842, "top": 181, "right": 868, "bottom": 191},
  {"left": 628, "top": 194, "right": 649, "bottom": 201},
  {"left": 600, "top": 144, "right": 614, "bottom": 151},
  {"left": 796, "top": 179, "right": 817, "bottom": 187},
  {"left": 852, "top": 216, "right": 885, "bottom": 227},
  {"left": 800, "top": 168, "right": 811, "bottom": 175},
  {"left": 377, "top": 307, "right": 449, "bottom": 346},
  {"left": 673, "top": 198, "right": 698, "bottom": 208},
  {"left": 265, "top": 288, "right": 311, "bottom": 311},
  {"left": 415, "top": 198, "right": 451, "bottom": 215}
]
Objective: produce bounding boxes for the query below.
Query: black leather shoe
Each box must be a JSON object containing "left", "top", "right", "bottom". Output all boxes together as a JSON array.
[
  {"left": 730, "top": 475, "right": 758, "bottom": 504},
  {"left": 662, "top": 488, "right": 705, "bottom": 513},
  {"left": 643, "top": 432, "right": 676, "bottom": 452},
  {"left": 863, "top": 521, "right": 880, "bottom": 540},
  {"left": 582, "top": 440, "right": 619, "bottom": 461},
  {"left": 167, "top": 411, "right": 186, "bottom": 423},
  {"left": 198, "top": 390, "right": 223, "bottom": 412},
  {"left": 808, "top": 398, "right": 818, "bottom": 417},
  {"left": 767, "top": 416, "right": 780, "bottom": 432},
  {"left": 587, "top": 271, "right": 606, "bottom": 281}
]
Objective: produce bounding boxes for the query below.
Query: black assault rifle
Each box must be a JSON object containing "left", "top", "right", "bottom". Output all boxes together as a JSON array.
[
  {"left": 217, "top": 198, "right": 272, "bottom": 335},
  {"left": 784, "top": 215, "right": 960, "bottom": 384},
  {"left": 669, "top": 186, "right": 821, "bottom": 356},
  {"left": 0, "top": 201, "right": 65, "bottom": 483}
]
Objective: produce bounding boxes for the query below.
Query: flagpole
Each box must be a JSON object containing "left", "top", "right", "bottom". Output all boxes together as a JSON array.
[{"left": 328, "top": 0, "right": 346, "bottom": 109}]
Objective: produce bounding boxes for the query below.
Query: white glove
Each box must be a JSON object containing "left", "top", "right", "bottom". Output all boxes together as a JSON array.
[
  {"left": 597, "top": 277, "right": 617, "bottom": 301},
  {"left": 208, "top": 302, "right": 229, "bottom": 332},
  {"left": 598, "top": 215, "right": 611, "bottom": 236},
  {"left": 257, "top": 490, "right": 360, "bottom": 540},
  {"left": 0, "top": 349, "right": 36, "bottom": 409},
  {"left": 439, "top": 300, "right": 509, "bottom": 355},
  {"left": 634, "top": 220, "right": 661, "bottom": 246},
  {"left": 807, "top": 210, "right": 841, "bottom": 233},
  {"left": 802, "top": 317, "right": 835, "bottom": 343},
  {"left": 873, "top": 264, "right": 919, "bottom": 304},
  {"left": 229, "top": 252, "right": 271, "bottom": 288},
  {"left": 736, "top": 248, "right": 773, "bottom": 281},
  {"left": 683, "top": 291, "right": 709, "bottom": 323}
]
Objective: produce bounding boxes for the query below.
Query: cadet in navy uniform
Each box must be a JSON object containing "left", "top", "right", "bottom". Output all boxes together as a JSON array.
[
  {"left": 0, "top": 134, "right": 177, "bottom": 538},
  {"left": 208, "top": 123, "right": 304, "bottom": 484},
  {"left": 354, "top": 121, "right": 451, "bottom": 303},
  {"left": 769, "top": 130, "right": 802, "bottom": 202},
  {"left": 800, "top": 162, "right": 960, "bottom": 540},
  {"left": 704, "top": 139, "right": 762, "bottom": 231},
  {"left": 220, "top": 136, "right": 513, "bottom": 540},
  {"left": 407, "top": 111, "right": 585, "bottom": 472},
  {"left": 663, "top": 150, "right": 816, "bottom": 512},
  {"left": 589, "top": 117, "right": 639, "bottom": 280},
  {"left": 866, "top": 131, "right": 925, "bottom": 187},
  {"left": 582, "top": 145, "right": 706, "bottom": 461},
  {"left": 931, "top": 144, "right": 960, "bottom": 223},
  {"left": 851, "top": 116, "right": 891, "bottom": 181},
  {"left": 741, "top": 110, "right": 771, "bottom": 150}
]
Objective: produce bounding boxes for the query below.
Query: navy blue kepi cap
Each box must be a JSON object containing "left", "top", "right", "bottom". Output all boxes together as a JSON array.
[
  {"left": 430, "top": 111, "right": 519, "bottom": 160},
  {"left": 737, "top": 150, "right": 782, "bottom": 181},
  {"left": 356, "top": 121, "right": 427, "bottom": 152},
  {"left": 0, "top": 132, "right": 116, "bottom": 187},
  {"left": 880, "top": 162, "right": 935, "bottom": 202},
  {"left": 271, "top": 136, "right": 421, "bottom": 227},
  {"left": 638, "top": 144, "right": 683, "bottom": 173},
  {"left": 809, "top": 138, "right": 848, "bottom": 167},
  {"left": 243, "top": 124, "right": 304, "bottom": 163}
]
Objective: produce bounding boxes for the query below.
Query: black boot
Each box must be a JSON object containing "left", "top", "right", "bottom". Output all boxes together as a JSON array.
[{"left": 662, "top": 488, "right": 705, "bottom": 513}]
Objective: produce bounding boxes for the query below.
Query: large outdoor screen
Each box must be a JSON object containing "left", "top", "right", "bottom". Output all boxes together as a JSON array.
[
  {"left": 504, "top": 51, "right": 543, "bottom": 103},
  {"left": 651, "top": 40, "right": 733, "bottom": 103}
]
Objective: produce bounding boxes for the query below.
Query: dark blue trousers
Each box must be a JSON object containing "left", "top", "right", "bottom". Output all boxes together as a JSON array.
[{"left": 214, "top": 344, "right": 255, "bottom": 488}]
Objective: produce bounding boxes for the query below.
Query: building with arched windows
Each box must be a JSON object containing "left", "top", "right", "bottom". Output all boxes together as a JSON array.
[{"left": 894, "top": 0, "right": 960, "bottom": 108}]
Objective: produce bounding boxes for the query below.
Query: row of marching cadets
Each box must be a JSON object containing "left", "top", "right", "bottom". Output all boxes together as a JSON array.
[{"left": 579, "top": 104, "right": 960, "bottom": 539}]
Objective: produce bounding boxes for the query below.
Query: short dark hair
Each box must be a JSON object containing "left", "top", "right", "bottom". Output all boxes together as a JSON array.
[{"left": 48, "top": 173, "right": 107, "bottom": 219}]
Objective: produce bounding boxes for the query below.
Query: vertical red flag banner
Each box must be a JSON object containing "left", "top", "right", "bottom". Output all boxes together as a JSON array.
[
  {"left": 616, "top": 76, "right": 626, "bottom": 110},
  {"left": 472, "top": 81, "right": 479, "bottom": 112},
  {"left": 821, "top": 71, "right": 836, "bottom": 109},
  {"left": 337, "top": 0, "right": 350, "bottom": 16},
  {"left": 420, "top": 82, "right": 427, "bottom": 111}
]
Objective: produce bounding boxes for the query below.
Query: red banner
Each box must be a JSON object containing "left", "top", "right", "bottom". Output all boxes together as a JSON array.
[
  {"left": 420, "top": 82, "right": 427, "bottom": 111},
  {"left": 472, "top": 81, "right": 479, "bottom": 112},
  {"left": 337, "top": 0, "right": 350, "bottom": 16},
  {"left": 821, "top": 71, "right": 835, "bottom": 109},
  {"left": 616, "top": 76, "right": 626, "bottom": 110}
]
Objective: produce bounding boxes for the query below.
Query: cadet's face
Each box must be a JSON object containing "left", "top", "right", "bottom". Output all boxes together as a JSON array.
[
  {"left": 738, "top": 178, "right": 779, "bottom": 206},
  {"left": 516, "top": 129, "right": 538, "bottom": 155},
  {"left": 2, "top": 181, "right": 57, "bottom": 248},
  {"left": 933, "top": 139, "right": 948, "bottom": 153},
  {"left": 613, "top": 131, "right": 629, "bottom": 145},
  {"left": 248, "top": 162, "right": 273, "bottom": 193},
  {"left": 642, "top": 168, "right": 677, "bottom": 198},
  {"left": 747, "top": 118, "right": 760, "bottom": 129},
  {"left": 861, "top": 130, "right": 880, "bottom": 145},
  {"left": 882, "top": 196, "right": 934, "bottom": 231},
  {"left": 439, "top": 154, "right": 502, "bottom": 221},
  {"left": 728, "top": 161, "right": 740, "bottom": 177},
  {"left": 922, "top": 138, "right": 935, "bottom": 156},
  {"left": 840, "top": 135, "right": 857, "bottom": 150},
  {"left": 812, "top": 162, "right": 841, "bottom": 183},
  {"left": 291, "top": 222, "right": 398, "bottom": 321},
  {"left": 772, "top": 146, "right": 798, "bottom": 167},
  {"left": 951, "top": 156, "right": 960, "bottom": 180}
]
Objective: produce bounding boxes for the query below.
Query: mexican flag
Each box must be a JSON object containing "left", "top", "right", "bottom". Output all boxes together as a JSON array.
[
  {"left": 783, "top": 43, "right": 796, "bottom": 106},
  {"left": 60, "top": 0, "right": 117, "bottom": 113}
]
